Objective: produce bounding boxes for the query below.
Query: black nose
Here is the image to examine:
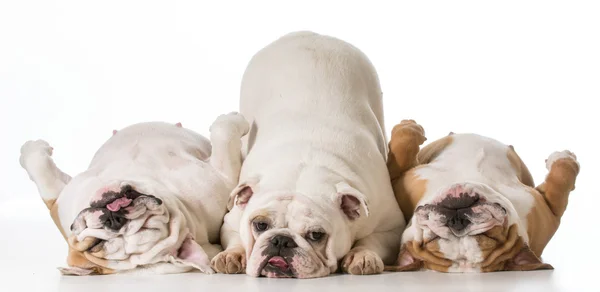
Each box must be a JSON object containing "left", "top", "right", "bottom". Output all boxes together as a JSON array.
[
  {"left": 439, "top": 192, "right": 479, "bottom": 210},
  {"left": 270, "top": 235, "right": 298, "bottom": 249},
  {"left": 446, "top": 210, "right": 471, "bottom": 232}
]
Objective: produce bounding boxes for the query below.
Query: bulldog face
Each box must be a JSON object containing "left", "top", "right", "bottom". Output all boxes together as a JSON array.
[
  {"left": 229, "top": 181, "right": 368, "bottom": 278},
  {"left": 63, "top": 182, "right": 212, "bottom": 275},
  {"left": 393, "top": 182, "right": 551, "bottom": 273}
]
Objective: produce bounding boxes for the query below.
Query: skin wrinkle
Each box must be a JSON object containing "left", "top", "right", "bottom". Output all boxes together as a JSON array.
[
  {"left": 249, "top": 206, "right": 331, "bottom": 278},
  {"left": 387, "top": 120, "right": 576, "bottom": 273},
  {"left": 480, "top": 224, "right": 519, "bottom": 268},
  {"left": 241, "top": 191, "right": 337, "bottom": 278},
  {"left": 71, "top": 186, "right": 163, "bottom": 234},
  {"left": 65, "top": 184, "right": 173, "bottom": 273},
  {"left": 408, "top": 240, "right": 452, "bottom": 268},
  {"left": 46, "top": 197, "right": 115, "bottom": 275},
  {"left": 24, "top": 117, "right": 246, "bottom": 275}
]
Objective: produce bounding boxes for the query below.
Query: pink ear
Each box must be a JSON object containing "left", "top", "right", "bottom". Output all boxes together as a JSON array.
[
  {"left": 227, "top": 183, "right": 255, "bottom": 210},
  {"left": 112, "top": 130, "right": 117, "bottom": 135},
  {"left": 175, "top": 122, "right": 182, "bottom": 128},
  {"left": 335, "top": 182, "right": 369, "bottom": 221},
  {"left": 176, "top": 236, "right": 212, "bottom": 273},
  {"left": 235, "top": 186, "right": 253, "bottom": 208},
  {"left": 504, "top": 246, "right": 553, "bottom": 271},
  {"left": 384, "top": 244, "right": 423, "bottom": 272},
  {"left": 340, "top": 195, "right": 362, "bottom": 220}
]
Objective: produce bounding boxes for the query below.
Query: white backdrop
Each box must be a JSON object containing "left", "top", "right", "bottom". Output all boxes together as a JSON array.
[{"left": 1, "top": 0, "right": 598, "bottom": 288}]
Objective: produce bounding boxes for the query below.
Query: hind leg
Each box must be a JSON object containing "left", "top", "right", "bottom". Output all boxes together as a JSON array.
[
  {"left": 536, "top": 150, "right": 580, "bottom": 218},
  {"left": 387, "top": 120, "right": 427, "bottom": 181},
  {"left": 19, "top": 140, "right": 71, "bottom": 209}
]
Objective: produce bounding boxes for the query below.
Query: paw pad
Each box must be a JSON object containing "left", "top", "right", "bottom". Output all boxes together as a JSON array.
[{"left": 546, "top": 150, "right": 578, "bottom": 170}]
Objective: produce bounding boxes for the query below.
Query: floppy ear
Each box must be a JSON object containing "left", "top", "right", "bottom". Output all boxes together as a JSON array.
[
  {"left": 173, "top": 235, "right": 212, "bottom": 273},
  {"left": 227, "top": 178, "right": 259, "bottom": 210},
  {"left": 59, "top": 247, "right": 114, "bottom": 276},
  {"left": 334, "top": 182, "right": 369, "bottom": 220},
  {"left": 504, "top": 246, "right": 553, "bottom": 271},
  {"left": 384, "top": 244, "right": 423, "bottom": 272}
]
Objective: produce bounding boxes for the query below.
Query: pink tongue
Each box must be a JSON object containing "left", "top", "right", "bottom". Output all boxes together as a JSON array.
[
  {"left": 106, "top": 197, "right": 132, "bottom": 212},
  {"left": 268, "top": 256, "right": 289, "bottom": 270}
]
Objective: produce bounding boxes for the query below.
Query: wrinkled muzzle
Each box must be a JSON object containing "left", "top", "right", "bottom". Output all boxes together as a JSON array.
[
  {"left": 67, "top": 185, "right": 178, "bottom": 271},
  {"left": 415, "top": 184, "right": 507, "bottom": 238},
  {"left": 247, "top": 229, "right": 331, "bottom": 279},
  {"left": 386, "top": 184, "right": 552, "bottom": 273}
]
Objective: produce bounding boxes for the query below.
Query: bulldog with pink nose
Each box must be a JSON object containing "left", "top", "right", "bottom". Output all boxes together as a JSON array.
[
  {"left": 385, "top": 120, "right": 580, "bottom": 272},
  {"left": 19, "top": 113, "right": 248, "bottom": 275},
  {"left": 210, "top": 31, "right": 406, "bottom": 278}
]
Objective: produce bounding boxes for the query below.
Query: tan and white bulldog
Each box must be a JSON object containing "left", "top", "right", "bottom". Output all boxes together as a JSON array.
[
  {"left": 19, "top": 113, "right": 249, "bottom": 275},
  {"left": 385, "top": 120, "right": 580, "bottom": 272},
  {"left": 210, "top": 31, "right": 406, "bottom": 278}
]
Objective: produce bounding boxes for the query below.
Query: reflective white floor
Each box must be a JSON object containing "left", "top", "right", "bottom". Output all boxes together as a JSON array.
[{"left": 0, "top": 199, "right": 593, "bottom": 292}]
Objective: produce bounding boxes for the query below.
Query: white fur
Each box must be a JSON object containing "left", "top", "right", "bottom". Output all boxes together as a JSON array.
[
  {"left": 219, "top": 31, "right": 405, "bottom": 278},
  {"left": 20, "top": 113, "right": 248, "bottom": 274},
  {"left": 546, "top": 150, "right": 578, "bottom": 170}
]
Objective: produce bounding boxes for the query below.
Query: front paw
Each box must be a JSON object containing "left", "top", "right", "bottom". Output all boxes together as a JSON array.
[
  {"left": 19, "top": 140, "right": 54, "bottom": 173},
  {"left": 341, "top": 247, "right": 384, "bottom": 275},
  {"left": 211, "top": 248, "right": 246, "bottom": 274},
  {"left": 390, "top": 120, "right": 426, "bottom": 146},
  {"left": 545, "top": 150, "right": 579, "bottom": 171},
  {"left": 209, "top": 112, "right": 250, "bottom": 138}
]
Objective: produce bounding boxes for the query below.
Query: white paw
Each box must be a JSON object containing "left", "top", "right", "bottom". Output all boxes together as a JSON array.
[
  {"left": 545, "top": 150, "right": 578, "bottom": 170},
  {"left": 19, "top": 140, "right": 53, "bottom": 172},
  {"left": 209, "top": 112, "right": 250, "bottom": 137},
  {"left": 341, "top": 248, "right": 384, "bottom": 275}
]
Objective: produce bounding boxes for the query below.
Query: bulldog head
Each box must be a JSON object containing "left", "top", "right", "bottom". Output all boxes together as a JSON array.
[
  {"left": 228, "top": 179, "right": 368, "bottom": 278},
  {"left": 390, "top": 182, "right": 552, "bottom": 273},
  {"left": 62, "top": 182, "right": 212, "bottom": 275}
]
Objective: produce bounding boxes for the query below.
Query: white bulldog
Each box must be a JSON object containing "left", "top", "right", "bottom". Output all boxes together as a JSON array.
[
  {"left": 19, "top": 113, "right": 249, "bottom": 275},
  {"left": 211, "top": 31, "right": 406, "bottom": 278}
]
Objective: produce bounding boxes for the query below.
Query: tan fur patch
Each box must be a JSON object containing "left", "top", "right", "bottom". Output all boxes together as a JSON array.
[
  {"left": 388, "top": 128, "right": 453, "bottom": 222},
  {"left": 389, "top": 225, "right": 550, "bottom": 273},
  {"left": 66, "top": 248, "right": 114, "bottom": 275},
  {"left": 417, "top": 135, "right": 453, "bottom": 164},
  {"left": 393, "top": 170, "right": 427, "bottom": 222},
  {"left": 526, "top": 188, "right": 560, "bottom": 257},
  {"left": 48, "top": 201, "right": 114, "bottom": 275},
  {"left": 387, "top": 120, "right": 427, "bottom": 181},
  {"left": 506, "top": 147, "right": 535, "bottom": 187},
  {"left": 68, "top": 236, "right": 99, "bottom": 251},
  {"left": 43, "top": 198, "right": 55, "bottom": 210},
  {"left": 526, "top": 156, "right": 579, "bottom": 257},
  {"left": 536, "top": 157, "right": 580, "bottom": 218},
  {"left": 407, "top": 240, "right": 452, "bottom": 270},
  {"left": 475, "top": 226, "right": 507, "bottom": 260},
  {"left": 384, "top": 241, "right": 451, "bottom": 272},
  {"left": 48, "top": 200, "right": 66, "bottom": 239},
  {"left": 479, "top": 224, "right": 520, "bottom": 270},
  {"left": 83, "top": 252, "right": 111, "bottom": 268}
]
